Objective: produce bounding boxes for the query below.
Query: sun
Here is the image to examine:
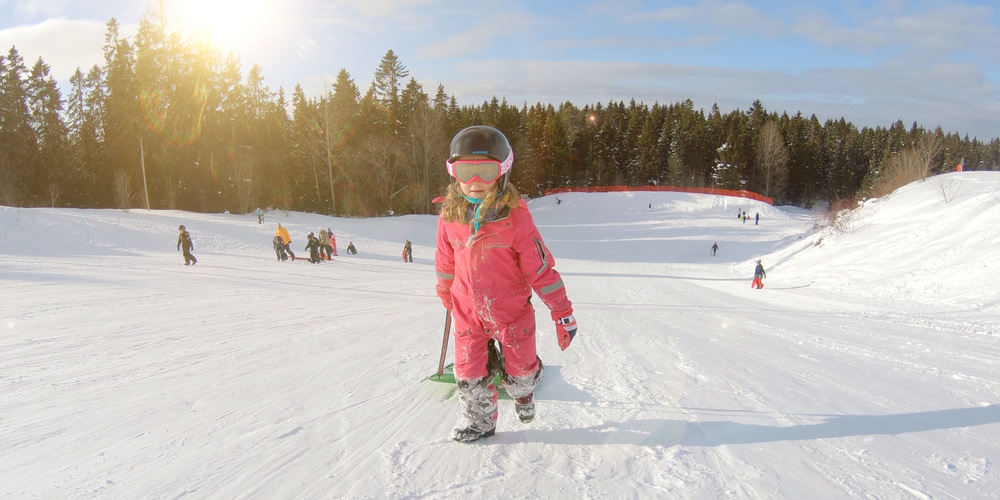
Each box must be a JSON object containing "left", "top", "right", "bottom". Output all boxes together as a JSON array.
[{"left": 169, "top": 0, "right": 279, "bottom": 53}]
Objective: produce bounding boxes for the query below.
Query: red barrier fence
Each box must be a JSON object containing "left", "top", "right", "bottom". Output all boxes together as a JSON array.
[{"left": 542, "top": 185, "right": 772, "bottom": 205}]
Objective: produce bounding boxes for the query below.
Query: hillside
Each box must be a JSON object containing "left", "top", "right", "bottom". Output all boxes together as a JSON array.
[{"left": 1, "top": 172, "right": 999, "bottom": 499}]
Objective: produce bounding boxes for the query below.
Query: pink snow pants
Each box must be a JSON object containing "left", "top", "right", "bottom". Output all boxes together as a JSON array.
[{"left": 452, "top": 309, "right": 540, "bottom": 382}]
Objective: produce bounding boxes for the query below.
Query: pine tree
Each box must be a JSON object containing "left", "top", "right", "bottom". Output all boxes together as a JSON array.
[
  {"left": 371, "top": 49, "right": 409, "bottom": 131},
  {"left": 547, "top": 106, "right": 572, "bottom": 190},
  {"left": 27, "top": 57, "right": 70, "bottom": 206},
  {"left": 0, "top": 47, "right": 37, "bottom": 206},
  {"left": 636, "top": 104, "right": 666, "bottom": 184},
  {"left": 101, "top": 18, "right": 140, "bottom": 209}
]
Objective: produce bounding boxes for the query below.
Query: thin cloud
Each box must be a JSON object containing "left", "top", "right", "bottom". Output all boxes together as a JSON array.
[
  {"left": 418, "top": 24, "right": 508, "bottom": 60},
  {"left": 416, "top": 9, "right": 538, "bottom": 60},
  {"left": 792, "top": 3, "right": 1000, "bottom": 63},
  {"left": 545, "top": 34, "right": 722, "bottom": 51},
  {"left": 625, "top": 3, "right": 782, "bottom": 36},
  {"left": 332, "top": 0, "right": 443, "bottom": 19},
  {"left": 6, "top": 0, "right": 71, "bottom": 19},
  {"left": 0, "top": 18, "right": 106, "bottom": 79},
  {"left": 624, "top": 6, "right": 697, "bottom": 24},
  {"left": 791, "top": 15, "right": 889, "bottom": 51},
  {"left": 320, "top": 0, "right": 451, "bottom": 34},
  {"left": 890, "top": 5, "right": 1000, "bottom": 61},
  {"left": 711, "top": 3, "right": 783, "bottom": 34}
]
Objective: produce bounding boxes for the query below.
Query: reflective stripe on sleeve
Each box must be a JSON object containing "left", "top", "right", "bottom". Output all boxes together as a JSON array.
[
  {"left": 533, "top": 238, "right": 549, "bottom": 274},
  {"left": 539, "top": 278, "right": 564, "bottom": 296}
]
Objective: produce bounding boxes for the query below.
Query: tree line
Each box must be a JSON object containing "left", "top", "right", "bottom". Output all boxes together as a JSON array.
[{"left": 1, "top": 12, "right": 998, "bottom": 216}]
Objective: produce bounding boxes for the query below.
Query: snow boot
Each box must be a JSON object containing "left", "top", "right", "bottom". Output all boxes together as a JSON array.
[
  {"left": 453, "top": 376, "right": 498, "bottom": 443},
  {"left": 451, "top": 424, "right": 496, "bottom": 443},
  {"left": 514, "top": 393, "right": 535, "bottom": 423}
]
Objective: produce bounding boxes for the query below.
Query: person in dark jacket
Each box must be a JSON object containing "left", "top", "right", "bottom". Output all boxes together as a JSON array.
[
  {"left": 752, "top": 260, "right": 766, "bottom": 289},
  {"left": 177, "top": 225, "right": 197, "bottom": 265},
  {"left": 346, "top": 241, "right": 357, "bottom": 255},
  {"left": 305, "top": 232, "right": 322, "bottom": 263},
  {"left": 273, "top": 235, "right": 288, "bottom": 261},
  {"left": 711, "top": 242, "right": 719, "bottom": 256}
]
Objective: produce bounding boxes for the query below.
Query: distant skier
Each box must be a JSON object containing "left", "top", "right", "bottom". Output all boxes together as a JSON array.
[
  {"left": 755, "top": 212, "right": 760, "bottom": 225},
  {"left": 402, "top": 240, "right": 412, "bottom": 262},
  {"left": 436, "top": 126, "right": 577, "bottom": 443},
  {"left": 177, "top": 225, "right": 197, "bottom": 265},
  {"left": 256, "top": 207, "right": 264, "bottom": 224},
  {"left": 711, "top": 242, "right": 719, "bottom": 256},
  {"left": 346, "top": 241, "right": 357, "bottom": 255},
  {"left": 752, "top": 260, "right": 766, "bottom": 289}
]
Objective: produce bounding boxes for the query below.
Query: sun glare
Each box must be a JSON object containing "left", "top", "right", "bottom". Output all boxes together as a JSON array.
[{"left": 170, "top": 0, "right": 278, "bottom": 52}]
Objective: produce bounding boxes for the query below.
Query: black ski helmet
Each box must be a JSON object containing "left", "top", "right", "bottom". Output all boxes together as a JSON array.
[
  {"left": 178, "top": 225, "right": 185, "bottom": 231},
  {"left": 447, "top": 125, "right": 514, "bottom": 190}
]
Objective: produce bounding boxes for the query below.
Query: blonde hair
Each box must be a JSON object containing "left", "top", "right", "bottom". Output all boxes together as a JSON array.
[{"left": 440, "top": 182, "right": 521, "bottom": 225}]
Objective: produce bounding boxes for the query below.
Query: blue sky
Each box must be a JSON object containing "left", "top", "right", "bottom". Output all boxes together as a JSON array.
[{"left": 2, "top": 0, "right": 998, "bottom": 139}]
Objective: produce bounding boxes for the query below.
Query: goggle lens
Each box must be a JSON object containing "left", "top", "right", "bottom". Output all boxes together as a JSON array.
[{"left": 450, "top": 160, "right": 502, "bottom": 184}]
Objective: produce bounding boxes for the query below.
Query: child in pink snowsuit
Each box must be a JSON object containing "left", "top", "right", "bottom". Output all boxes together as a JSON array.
[{"left": 435, "top": 125, "right": 578, "bottom": 443}]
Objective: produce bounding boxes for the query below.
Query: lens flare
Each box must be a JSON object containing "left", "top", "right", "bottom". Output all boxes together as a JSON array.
[
  {"left": 209, "top": 152, "right": 220, "bottom": 184},
  {"left": 139, "top": 81, "right": 208, "bottom": 147}
]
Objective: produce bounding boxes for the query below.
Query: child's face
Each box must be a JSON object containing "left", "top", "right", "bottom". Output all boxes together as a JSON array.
[{"left": 459, "top": 178, "right": 498, "bottom": 199}]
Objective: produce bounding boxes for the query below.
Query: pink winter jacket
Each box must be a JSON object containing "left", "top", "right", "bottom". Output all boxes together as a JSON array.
[{"left": 436, "top": 198, "right": 572, "bottom": 332}]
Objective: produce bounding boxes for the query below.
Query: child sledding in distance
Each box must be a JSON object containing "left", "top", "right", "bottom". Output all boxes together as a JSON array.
[{"left": 435, "top": 125, "right": 578, "bottom": 443}]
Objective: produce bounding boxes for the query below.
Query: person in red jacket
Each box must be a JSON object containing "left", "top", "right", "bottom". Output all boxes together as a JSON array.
[{"left": 435, "top": 125, "right": 578, "bottom": 443}]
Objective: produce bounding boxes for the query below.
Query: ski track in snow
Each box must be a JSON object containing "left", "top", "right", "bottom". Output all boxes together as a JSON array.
[{"left": 2, "top": 172, "right": 1000, "bottom": 498}]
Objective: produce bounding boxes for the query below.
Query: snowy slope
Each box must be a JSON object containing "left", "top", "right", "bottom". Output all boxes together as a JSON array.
[{"left": 1, "top": 172, "right": 999, "bottom": 499}]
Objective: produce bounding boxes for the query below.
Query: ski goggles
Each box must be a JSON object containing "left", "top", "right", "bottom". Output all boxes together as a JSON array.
[{"left": 447, "top": 151, "right": 513, "bottom": 184}]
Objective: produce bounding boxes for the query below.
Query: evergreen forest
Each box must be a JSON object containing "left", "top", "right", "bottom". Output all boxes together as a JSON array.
[{"left": 1, "top": 14, "right": 998, "bottom": 216}]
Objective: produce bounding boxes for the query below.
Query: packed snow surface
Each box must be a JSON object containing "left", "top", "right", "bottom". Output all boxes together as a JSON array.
[{"left": 2, "top": 172, "right": 999, "bottom": 499}]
